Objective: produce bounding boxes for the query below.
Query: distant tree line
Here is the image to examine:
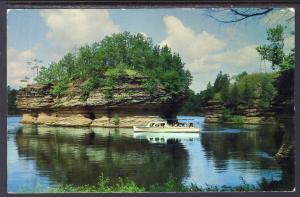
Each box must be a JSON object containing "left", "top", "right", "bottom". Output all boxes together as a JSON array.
[
  {"left": 203, "top": 71, "right": 277, "bottom": 109},
  {"left": 7, "top": 86, "right": 19, "bottom": 115}
]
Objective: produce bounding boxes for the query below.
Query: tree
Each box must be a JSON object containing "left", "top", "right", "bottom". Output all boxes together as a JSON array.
[
  {"left": 229, "top": 83, "right": 239, "bottom": 110},
  {"left": 204, "top": 82, "right": 214, "bottom": 101},
  {"left": 7, "top": 86, "right": 18, "bottom": 114},
  {"left": 213, "top": 71, "right": 223, "bottom": 92},
  {"left": 233, "top": 72, "right": 247, "bottom": 81},
  {"left": 256, "top": 25, "right": 294, "bottom": 72},
  {"left": 256, "top": 25, "right": 285, "bottom": 70},
  {"left": 242, "top": 79, "right": 254, "bottom": 108},
  {"left": 220, "top": 74, "right": 230, "bottom": 103},
  {"left": 259, "top": 76, "right": 277, "bottom": 108}
]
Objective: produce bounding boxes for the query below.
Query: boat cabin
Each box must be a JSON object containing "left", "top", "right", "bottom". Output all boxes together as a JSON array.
[{"left": 146, "top": 120, "right": 195, "bottom": 128}]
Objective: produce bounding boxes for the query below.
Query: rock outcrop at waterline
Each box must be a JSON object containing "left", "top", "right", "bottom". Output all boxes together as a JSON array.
[{"left": 16, "top": 76, "right": 185, "bottom": 127}]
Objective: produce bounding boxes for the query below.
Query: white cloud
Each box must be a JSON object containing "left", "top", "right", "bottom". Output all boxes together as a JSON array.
[
  {"left": 40, "top": 9, "right": 119, "bottom": 57},
  {"left": 160, "top": 16, "right": 225, "bottom": 61},
  {"left": 160, "top": 16, "right": 261, "bottom": 92},
  {"left": 7, "top": 46, "right": 39, "bottom": 89},
  {"left": 206, "top": 45, "right": 260, "bottom": 68}
]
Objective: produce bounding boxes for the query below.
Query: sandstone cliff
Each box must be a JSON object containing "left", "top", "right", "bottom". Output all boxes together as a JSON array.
[
  {"left": 201, "top": 100, "right": 276, "bottom": 124},
  {"left": 16, "top": 76, "right": 185, "bottom": 127}
]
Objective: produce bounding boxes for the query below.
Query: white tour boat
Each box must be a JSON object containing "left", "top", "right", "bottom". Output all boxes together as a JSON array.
[{"left": 133, "top": 120, "right": 200, "bottom": 133}]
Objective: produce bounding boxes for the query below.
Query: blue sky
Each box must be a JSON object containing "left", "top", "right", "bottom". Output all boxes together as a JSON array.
[{"left": 7, "top": 8, "right": 294, "bottom": 91}]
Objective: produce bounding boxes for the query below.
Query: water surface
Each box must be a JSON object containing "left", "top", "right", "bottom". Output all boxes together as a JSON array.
[{"left": 7, "top": 116, "right": 287, "bottom": 192}]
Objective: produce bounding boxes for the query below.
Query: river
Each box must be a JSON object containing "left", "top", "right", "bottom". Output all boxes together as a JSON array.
[{"left": 7, "top": 115, "right": 291, "bottom": 192}]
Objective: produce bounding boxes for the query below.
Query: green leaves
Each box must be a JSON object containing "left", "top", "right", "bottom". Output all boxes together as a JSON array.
[
  {"left": 256, "top": 25, "right": 294, "bottom": 71},
  {"left": 35, "top": 32, "right": 192, "bottom": 100}
]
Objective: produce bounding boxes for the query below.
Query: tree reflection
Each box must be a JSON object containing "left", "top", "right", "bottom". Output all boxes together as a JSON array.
[
  {"left": 15, "top": 125, "right": 189, "bottom": 187},
  {"left": 201, "top": 124, "right": 284, "bottom": 171}
]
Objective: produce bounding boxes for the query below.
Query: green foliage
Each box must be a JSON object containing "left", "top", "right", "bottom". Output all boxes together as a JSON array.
[
  {"left": 229, "top": 83, "right": 239, "bottom": 110},
  {"left": 193, "top": 71, "right": 277, "bottom": 121},
  {"left": 211, "top": 71, "right": 231, "bottom": 103},
  {"left": 259, "top": 75, "right": 277, "bottom": 108},
  {"left": 35, "top": 32, "right": 192, "bottom": 99},
  {"left": 204, "top": 82, "right": 214, "bottom": 101},
  {"left": 80, "top": 77, "right": 99, "bottom": 100},
  {"left": 143, "top": 75, "right": 159, "bottom": 95},
  {"left": 256, "top": 25, "right": 294, "bottom": 72},
  {"left": 51, "top": 175, "right": 144, "bottom": 193},
  {"left": 50, "top": 82, "right": 68, "bottom": 97},
  {"left": 7, "top": 86, "right": 19, "bottom": 114},
  {"left": 178, "top": 90, "right": 204, "bottom": 115},
  {"left": 112, "top": 114, "right": 120, "bottom": 126},
  {"left": 180, "top": 70, "right": 277, "bottom": 117},
  {"left": 221, "top": 109, "right": 244, "bottom": 124},
  {"left": 20, "top": 175, "right": 288, "bottom": 193},
  {"left": 242, "top": 79, "right": 255, "bottom": 108},
  {"left": 124, "top": 69, "right": 137, "bottom": 78}
]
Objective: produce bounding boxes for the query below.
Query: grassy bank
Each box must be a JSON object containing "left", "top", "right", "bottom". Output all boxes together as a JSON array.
[{"left": 18, "top": 175, "right": 291, "bottom": 193}]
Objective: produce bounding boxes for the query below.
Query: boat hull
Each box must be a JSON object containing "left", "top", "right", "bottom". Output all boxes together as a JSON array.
[{"left": 133, "top": 126, "right": 200, "bottom": 133}]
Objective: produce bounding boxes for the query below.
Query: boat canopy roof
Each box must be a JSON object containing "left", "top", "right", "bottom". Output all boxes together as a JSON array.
[{"left": 148, "top": 120, "right": 168, "bottom": 124}]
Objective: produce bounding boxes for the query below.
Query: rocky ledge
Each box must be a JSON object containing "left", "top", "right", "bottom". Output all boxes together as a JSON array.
[
  {"left": 202, "top": 101, "right": 276, "bottom": 124},
  {"left": 16, "top": 76, "right": 185, "bottom": 127}
]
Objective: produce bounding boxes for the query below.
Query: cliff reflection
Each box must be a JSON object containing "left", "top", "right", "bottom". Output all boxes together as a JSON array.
[{"left": 15, "top": 125, "right": 189, "bottom": 187}]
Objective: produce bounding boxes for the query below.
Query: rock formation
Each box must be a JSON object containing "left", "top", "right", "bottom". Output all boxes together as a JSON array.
[
  {"left": 16, "top": 76, "right": 185, "bottom": 127},
  {"left": 201, "top": 101, "right": 276, "bottom": 124}
]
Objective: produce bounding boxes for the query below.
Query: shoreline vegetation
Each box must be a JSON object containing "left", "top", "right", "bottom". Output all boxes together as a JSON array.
[{"left": 18, "top": 175, "right": 292, "bottom": 193}]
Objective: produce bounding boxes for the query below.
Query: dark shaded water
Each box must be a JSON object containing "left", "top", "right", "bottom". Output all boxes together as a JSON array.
[{"left": 7, "top": 116, "right": 292, "bottom": 192}]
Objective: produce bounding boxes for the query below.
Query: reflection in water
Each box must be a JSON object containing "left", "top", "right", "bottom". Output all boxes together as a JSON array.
[
  {"left": 8, "top": 116, "right": 294, "bottom": 192},
  {"left": 15, "top": 125, "right": 189, "bottom": 187},
  {"left": 201, "top": 125, "right": 282, "bottom": 172},
  {"left": 133, "top": 132, "right": 200, "bottom": 144}
]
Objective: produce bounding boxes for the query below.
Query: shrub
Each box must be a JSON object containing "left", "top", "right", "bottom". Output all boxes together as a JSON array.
[
  {"left": 112, "top": 114, "right": 120, "bottom": 126},
  {"left": 143, "top": 76, "right": 159, "bottom": 95},
  {"left": 103, "top": 88, "right": 113, "bottom": 99},
  {"left": 221, "top": 109, "right": 243, "bottom": 124},
  {"left": 50, "top": 82, "right": 68, "bottom": 97}
]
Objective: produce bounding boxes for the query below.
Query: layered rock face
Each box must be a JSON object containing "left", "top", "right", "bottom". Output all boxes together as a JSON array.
[
  {"left": 201, "top": 101, "right": 224, "bottom": 123},
  {"left": 16, "top": 77, "right": 184, "bottom": 127},
  {"left": 202, "top": 101, "right": 276, "bottom": 124}
]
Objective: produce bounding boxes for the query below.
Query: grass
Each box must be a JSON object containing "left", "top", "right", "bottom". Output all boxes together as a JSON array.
[{"left": 17, "top": 175, "right": 290, "bottom": 193}]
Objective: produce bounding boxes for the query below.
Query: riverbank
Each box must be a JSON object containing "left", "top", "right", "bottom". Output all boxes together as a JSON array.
[{"left": 18, "top": 175, "right": 293, "bottom": 193}]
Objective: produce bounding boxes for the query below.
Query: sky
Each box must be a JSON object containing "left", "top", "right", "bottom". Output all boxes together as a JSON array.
[{"left": 7, "top": 8, "right": 295, "bottom": 92}]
